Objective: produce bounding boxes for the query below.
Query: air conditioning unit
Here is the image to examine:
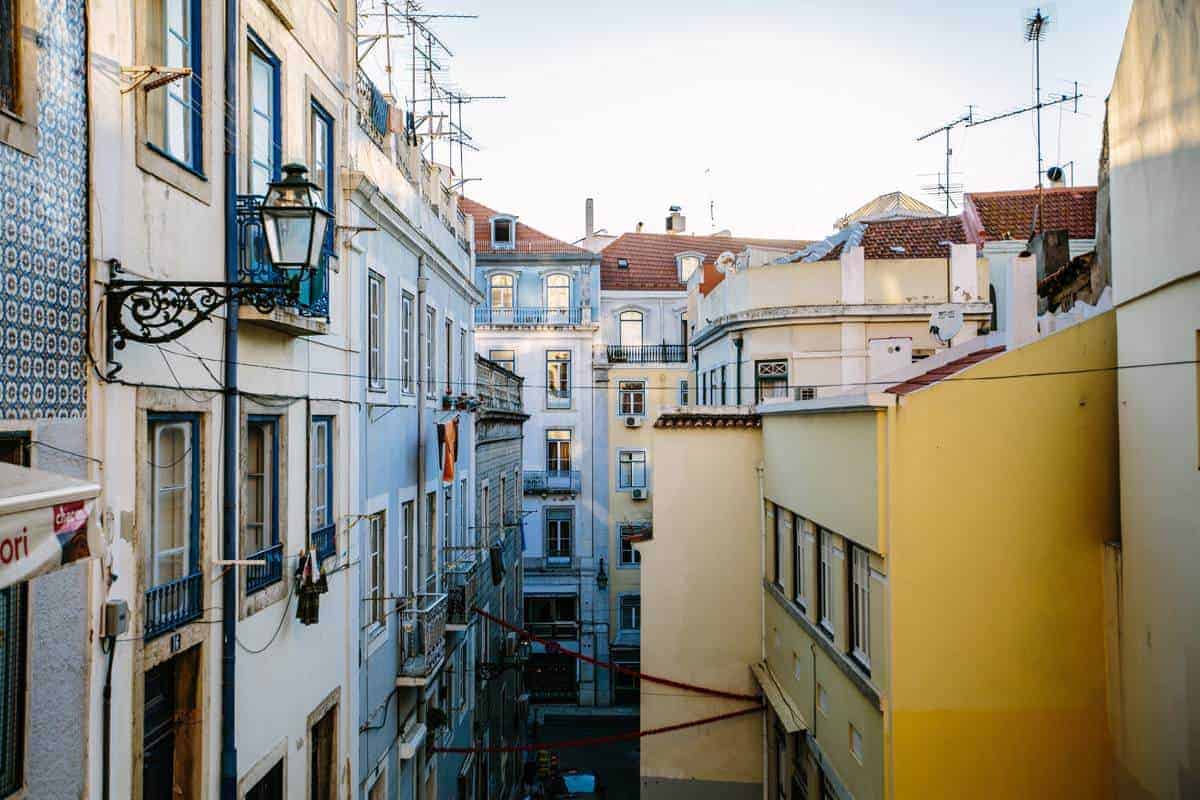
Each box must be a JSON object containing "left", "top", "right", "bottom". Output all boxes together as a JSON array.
[
  {"left": 624, "top": 416, "right": 642, "bottom": 428},
  {"left": 631, "top": 488, "right": 649, "bottom": 501}
]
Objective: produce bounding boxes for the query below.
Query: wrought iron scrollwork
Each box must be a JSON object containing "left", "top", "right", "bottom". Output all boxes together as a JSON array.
[{"left": 104, "top": 260, "right": 288, "bottom": 378}]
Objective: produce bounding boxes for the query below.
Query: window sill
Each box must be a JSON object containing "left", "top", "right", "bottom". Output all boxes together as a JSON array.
[{"left": 145, "top": 141, "right": 207, "bottom": 181}]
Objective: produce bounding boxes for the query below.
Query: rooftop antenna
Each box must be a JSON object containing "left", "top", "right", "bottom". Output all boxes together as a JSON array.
[
  {"left": 442, "top": 89, "right": 506, "bottom": 189},
  {"left": 704, "top": 168, "right": 715, "bottom": 233},
  {"left": 915, "top": 107, "right": 974, "bottom": 217},
  {"left": 967, "top": 6, "right": 1081, "bottom": 233}
]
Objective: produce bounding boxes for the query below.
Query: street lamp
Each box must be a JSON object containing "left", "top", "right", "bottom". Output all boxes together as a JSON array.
[
  {"left": 596, "top": 557, "right": 609, "bottom": 590},
  {"left": 259, "top": 163, "right": 332, "bottom": 287}
]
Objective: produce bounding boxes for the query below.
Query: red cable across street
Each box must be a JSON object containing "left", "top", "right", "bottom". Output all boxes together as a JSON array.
[
  {"left": 470, "top": 605, "right": 760, "bottom": 703},
  {"left": 432, "top": 703, "right": 765, "bottom": 754}
]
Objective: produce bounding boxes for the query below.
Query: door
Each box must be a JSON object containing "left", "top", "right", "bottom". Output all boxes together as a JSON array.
[
  {"left": 246, "top": 761, "right": 284, "bottom": 800},
  {"left": 142, "top": 659, "right": 176, "bottom": 799},
  {"left": 310, "top": 705, "right": 336, "bottom": 800}
]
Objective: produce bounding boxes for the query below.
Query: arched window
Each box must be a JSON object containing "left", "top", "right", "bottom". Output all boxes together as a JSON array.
[
  {"left": 619, "top": 310, "right": 643, "bottom": 347},
  {"left": 677, "top": 253, "right": 702, "bottom": 283},
  {"left": 546, "top": 274, "right": 570, "bottom": 310},
  {"left": 489, "top": 274, "right": 514, "bottom": 309}
]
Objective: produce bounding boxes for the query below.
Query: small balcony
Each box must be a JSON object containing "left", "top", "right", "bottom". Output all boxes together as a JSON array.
[
  {"left": 397, "top": 593, "right": 448, "bottom": 686},
  {"left": 312, "top": 524, "right": 336, "bottom": 563},
  {"left": 524, "top": 554, "right": 579, "bottom": 573},
  {"left": 236, "top": 194, "right": 332, "bottom": 335},
  {"left": 524, "top": 470, "right": 581, "bottom": 496},
  {"left": 606, "top": 344, "right": 689, "bottom": 364},
  {"left": 246, "top": 542, "right": 284, "bottom": 595},
  {"left": 356, "top": 69, "right": 391, "bottom": 151},
  {"left": 145, "top": 572, "right": 204, "bottom": 640},
  {"left": 443, "top": 551, "right": 480, "bottom": 630},
  {"left": 475, "top": 306, "right": 584, "bottom": 327},
  {"left": 527, "top": 621, "right": 579, "bottom": 640}
]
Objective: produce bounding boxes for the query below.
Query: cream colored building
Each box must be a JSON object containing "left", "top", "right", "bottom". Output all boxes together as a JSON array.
[{"left": 1104, "top": 2, "right": 1200, "bottom": 797}]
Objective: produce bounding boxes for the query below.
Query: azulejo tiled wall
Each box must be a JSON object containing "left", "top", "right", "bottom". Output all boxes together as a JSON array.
[{"left": 0, "top": 0, "right": 88, "bottom": 420}]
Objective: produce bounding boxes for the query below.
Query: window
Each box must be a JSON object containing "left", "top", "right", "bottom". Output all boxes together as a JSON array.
[
  {"left": 619, "top": 381, "right": 645, "bottom": 416},
  {"left": 791, "top": 734, "right": 808, "bottom": 800},
  {"left": 0, "top": 582, "right": 26, "bottom": 797},
  {"left": 425, "top": 492, "right": 437, "bottom": 589},
  {"left": 756, "top": 360, "right": 789, "bottom": 403},
  {"left": 444, "top": 318, "right": 453, "bottom": 393},
  {"left": 425, "top": 307, "right": 436, "bottom": 398},
  {"left": 619, "top": 528, "right": 641, "bottom": 567},
  {"left": 797, "top": 386, "right": 817, "bottom": 401},
  {"left": 247, "top": 761, "right": 283, "bottom": 800},
  {"left": 489, "top": 349, "right": 515, "bottom": 373},
  {"left": 546, "top": 274, "right": 570, "bottom": 311},
  {"left": 818, "top": 529, "right": 834, "bottom": 637},
  {"left": 677, "top": 254, "right": 701, "bottom": 283},
  {"left": 489, "top": 274, "right": 514, "bottom": 309},
  {"left": 774, "top": 725, "right": 788, "bottom": 800},
  {"left": 481, "top": 484, "right": 491, "bottom": 540},
  {"left": 793, "top": 517, "right": 809, "bottom": 610},
  {"left": 680, "top": 312, "right": 689, "bottom": 347},
  {"left": 401, "top": 293, "right": 414, "bottom": 392},
  {"left": 720, "top": 365, "right": 727, "bottom": 405},
  {"left": 701, "top": 372, "right": 707, "bottom": 405},
  {"left": 772, "top": 504, "right": 787, "bottom": 587},
  {"left": 491, "top": 217, "right": 514, "bottom": 248},
  {"left": 459, "top": 478, "right": 468, "bottom": 549},
  {"left": 145, "top": 0, "right": 203, "bottom": 171},
  {"left": 524, "top": 596, "right": 577, "bottom": 639},
  {"left": 310, "top": 100, "right": 334, "bottom": 209},
  {"left": 459, "top": 329, "right": 468, "bottom": 394},
  {"left": 310, "top": 416, "right": 334, "bottom": 558},
  {"left": 0, "top": 0, "right": 19, "bottom": 114},
  {"left": 546, "top": 350, "right": 571, "bottom": 409},
  {"left": 148, "top": 415, "right": 199, "bottom": 588},
  {"left": 247, "top": 33, "right": 281, "bottom": 196},
  {"left": 367, "top": 272, "right": 384, "bottom": 390},
  {"left": 849, "top": 545, "right": 870, "bottom": 671},
  {"left": 401, "top": 501, "right": 414, "bottom": 597},
  {"left": 244, "top": 417, "right": 279, "bottom": 558},
  {"left": 498, "top": 475, "right": 507, "bottom": 531},
  {"left": 443, "top": 486, "right": 453, "bottom": 555},
  {"left": 545, "top": 509, "right": 573, "bottom": 562},
  {"left": 546, "top": 429, "right": 571, "bottom": 473},
  {"left": 849, "top": 723, "right": 864, "bottom": 764},
  {"left": 618, "top": 450, "right": 647, "bottom": 490},
  {"left": 618, "top": 310, "right": 643, "bottom": 347},
  {"left": 366, "top": 512, "right": 384, "bottom": 627},
  {"left": 679, "top": 379, "right": 689, "bottom": 406},
  {"left": 619, "top": 595, "right": 641, "bottom": 631}
]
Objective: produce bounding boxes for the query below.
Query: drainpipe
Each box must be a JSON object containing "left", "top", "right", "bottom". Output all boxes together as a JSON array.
[
  {"left": 416, "top": 256, "right": 427, "bottom": 591},
  {"left": 756, "top": 462, "right": 767, "bottom": 800},
  {"left": 220, "top": 0, "right": 240, "bottom": 792},
  {"left": 733, "top": 333, "right": 744, "bottom": 406}
]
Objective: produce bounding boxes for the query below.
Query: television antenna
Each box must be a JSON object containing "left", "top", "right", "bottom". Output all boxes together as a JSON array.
[
  {"left": 966, "top": 7, "right": 1082, "bottom": 232},
  {"left": 915, "top": 107, "right": 974, "bottom": 216}
]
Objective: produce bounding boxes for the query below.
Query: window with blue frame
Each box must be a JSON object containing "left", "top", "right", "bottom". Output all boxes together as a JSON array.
[
  {"left": 244, "top": 416, "right": 281, "bottom": 593},
  {"left": 247, "top": 32, "right": 281, "bottom": 196},
  {"left": 310, "top": 100, "right": 334, "bottom": 211},
  {"left": 147, "top": 0, "right": 203, "bottom": 173},
  {"left": 310, "top": 416, "right": 335, "bottom": 561},
  {"left": 145, "top": 413, "right": 202, "bottom": 638}
]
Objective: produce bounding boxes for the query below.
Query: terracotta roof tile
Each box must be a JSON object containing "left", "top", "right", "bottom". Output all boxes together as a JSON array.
[
  {"left": 654, "top": 411, "right": 762, "bottom": 429},
  {"left": 459, "top": 196, "right": 589, "bottom": 257},
  {"left": 601, "top": 232, "right": 812, "bottom": 292},
  {"left": 963, "top": 186, "right": 1097, "bottom": 243},
  {"left": 818, "top": 215, "right": 970, "bottom": 261},
  {"left": 885, "top": 346, "right": 1007, "bottom": 395}
]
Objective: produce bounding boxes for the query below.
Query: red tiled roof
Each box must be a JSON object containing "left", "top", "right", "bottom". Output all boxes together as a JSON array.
[
  {"left": 963, "top": 186, "right": 1097, "bottom": 243},
  {"left": 885, "top": 346, "right": 1007, "bottom": 395},
  {"left": 819, "top": 215, "right": 970, "bottom": 261},
  {"left": 459, "top": 196, "right": 589, "bottom": 257},
  {"left": 601, "top": 232, "right": 812, "bottom": 291}
]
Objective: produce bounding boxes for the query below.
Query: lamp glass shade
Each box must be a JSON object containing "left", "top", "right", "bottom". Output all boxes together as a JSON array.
[{"left": 260, "top": 163, "right": 332, "bottom": 275}]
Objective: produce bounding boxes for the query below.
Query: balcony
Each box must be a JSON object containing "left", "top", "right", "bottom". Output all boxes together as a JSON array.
[
  {"left": 444, "top": 552, "right": 480, "bottom": 630},
  {"left": 312, "top": 524, "right": 336, "bottom": 563},
  {"left": 475, "top": 306, "right": 584, "bottom": 327},
  {"left": 246, "top": 542, "right": 284, "bottom": 594},
  {"left": 524, "top": 554, "right": 579, "bottom": 573},
  {"left": 236, "top": 194, "right": 332, "bottom": 335},
  {"left": 356, "top": 70, "right": 390, "bottom": 151},
  {"left": 145, "top": 572, "right": 203, "bottom": 639},
  {"left": 606, "top": 344, "right": 689, "bottom": 364},
  {"left": 527, "top": 621, "right": 579, "bottom": 640},
  {"left": 524, "top": 470, "right": 581, "bottom": 496},
  {"left": 397, "top": 593, "right": 448, "bottom": 686}
]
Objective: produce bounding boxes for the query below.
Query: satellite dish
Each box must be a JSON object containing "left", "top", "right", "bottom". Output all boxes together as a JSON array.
[
  {"left": 929, "top": 305, "right": 964, "bottom": 345},
  {"left": 714, "top": 251, "right": 737, "bottom": 274},
  {"left": 1046, "top": 165, "right": 1065, "bottom": 185}
]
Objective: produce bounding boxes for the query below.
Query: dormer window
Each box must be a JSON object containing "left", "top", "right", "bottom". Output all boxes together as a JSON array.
[
  {"left": 617, "top": 258, "right": 629, "bottom": 270},
  {"left": 676, "top": 253, "right": 703, "bottom": 283},
  {"left": 491, "top": 216, "right": 515, "bottom": 249}
]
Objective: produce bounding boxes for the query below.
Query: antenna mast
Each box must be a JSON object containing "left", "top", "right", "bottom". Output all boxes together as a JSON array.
[{"left": 915, "top": 107, "right": 973, "bottom": 217}]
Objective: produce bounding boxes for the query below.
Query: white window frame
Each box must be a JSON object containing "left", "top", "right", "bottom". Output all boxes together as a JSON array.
[
  {"left": 544, "top": 509, "right": 573, "bottom": 562},
  {"left": 150, "top": 420, "right": 194, "bottom": 585},
  {"left": 545, "top": 273, "right": 571, "bottom": 311},
  {"left": 756, "top": 359, "right": 790, "bottom": 403},
  {"left": 818, "top": 529, "right": 835, "bottom": 637},
  {"left": 618, "top": 381, "right": 646, "bottom": 417},
  {"left": 401, "top": 500, "right": 414, "bottom": 597},
  {"left": 675, "top": 252, "right": 703, "bottom": 284},
  {"left": 794, "top": 517, "right": 811, "bottom": 611},
  {"left": 401, "top": 292, "right": 414, "bottom": 393},
  {"left": 490, "top": 216, "right": 515, "bottom": 249},
  {"left": 546, "top": 350, "right": 572, "bottom": 409},
  {"left": 850, "top": 545, "right": 871, "bottom": 670},
  {"left": 367, "top": 272, "right": 385, "bottom": 391},
  {"left": 425, "top": 306, "right": 436, "bottom": 399},
  {"left": 618, "top": 527, "right": 641, "bottom": 567},
  {"left": 679, "top": 379, "right": 689, "bottom": 406},
  {"left": 618, "top": 309, "right": 644, "bottom": 347},
  {"left": 367, "top": 511, "right": 386, "bottom": 630},
  {"left": 618, "top": 594, "right": 641, "bottom": 632},
  {"left": 444, "top": 317, "right": 454, "bottom": 395},
  {"left": 488, "top": 273, "right": 514, "bottom": 309},
  {"left": 617, "top": 449, "right": 647, "bottom": 490}
]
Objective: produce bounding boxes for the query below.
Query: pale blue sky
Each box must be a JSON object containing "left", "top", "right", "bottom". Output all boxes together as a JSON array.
[{"left": 362, "top": 1, "right": 1133, "bottom": 242}]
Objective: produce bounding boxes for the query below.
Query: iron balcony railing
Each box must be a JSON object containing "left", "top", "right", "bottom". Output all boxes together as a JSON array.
[
  {"left": 236, "top": 194, "right": 332, "bottom": 320},
  {"left": 145, "top": 572, "right": 203, "bottom": 639},
  {"left": 246, "top": 542, "right": 284, "bottom": 594},
  {"left": 527, "top": 621, "right": 579, "bottom": 640},
  {"left": 523, "top": 470, "right": 581, "bottom": 495},
  {"left": 312, "top": 524, "right": 336, "bottom": 562},
  {"left": 523, "top": 554, "right": 578, "bottom": 572},
  {"left": 606, "top": 344, "right": 689, "bottom": 363},
  {"left": 356, "top": 69, "right": 390, "bottom": 150},
  {"left": 443, "top": 552, "right": 480, "bottom": 627},
  {"left": 474, "top": 306, "right": 583, "bottom": 326},
  {"left": 399, "top": 593, "right": 448, "bottom": 679}
]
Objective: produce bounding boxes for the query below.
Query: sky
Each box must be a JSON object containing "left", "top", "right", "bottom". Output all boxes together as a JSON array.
[{"left": 361, "top": 1, "right": 1133, "bottom": 243}]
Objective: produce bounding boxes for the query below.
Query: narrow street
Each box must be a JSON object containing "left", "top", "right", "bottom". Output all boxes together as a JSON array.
[{"left": 533, "top": 715, "right": 641, "bottom": 799}]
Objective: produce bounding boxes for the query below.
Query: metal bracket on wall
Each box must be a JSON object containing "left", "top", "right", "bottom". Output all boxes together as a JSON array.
[{"left": 103, "top": 259, "right": 289, "bottom": 379}]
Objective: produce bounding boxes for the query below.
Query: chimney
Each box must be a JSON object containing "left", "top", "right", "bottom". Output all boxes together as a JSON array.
[
  {"left": 665, "top": 205, "right": 686, "bottom": 234},
  {"left": 636, "top": 221, "right": 644, "bottom": 233},
  {"left": 1006, "top": 253, "right": 1038, "bottom": 348},
  {"left": 585, "top": 198, "right": 594, "bottom": 238}
]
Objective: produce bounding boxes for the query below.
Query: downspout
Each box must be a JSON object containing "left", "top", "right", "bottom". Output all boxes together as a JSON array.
[
  {"left": 734, "top": 333, "right": 744, "bottom": 406},
  {"left": 416, "top": 256, "right": 427, "bottom": 590},
  {"left": 756, "top": 461, "right": 767, "bottom": 799},
  {"left": 220, "top": 0, "right": 240, "bottom": 793}
]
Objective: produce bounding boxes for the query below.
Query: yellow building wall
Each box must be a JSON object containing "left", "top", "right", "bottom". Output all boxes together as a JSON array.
[
  {"left": 889, "top": 312, "right": 1118, "bottom": 799},
  {"left": 641, "top": 422, "right": 764, "bottom": 792}
]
